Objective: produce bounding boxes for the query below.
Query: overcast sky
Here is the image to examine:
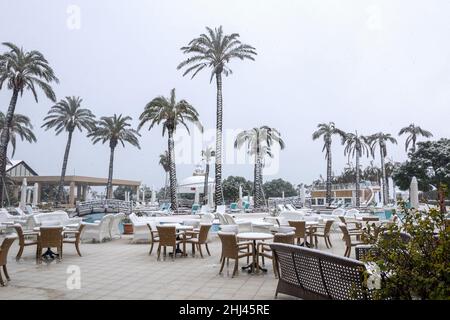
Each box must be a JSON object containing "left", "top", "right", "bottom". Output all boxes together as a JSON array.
[{"left": 1, "top": 0, "right": 449, "bottom": 189}]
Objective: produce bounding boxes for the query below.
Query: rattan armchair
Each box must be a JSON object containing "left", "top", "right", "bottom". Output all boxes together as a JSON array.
[
  {"left": 146, "top": 223, "right": 160, "bottom": 255},
  {"left": 287, "top": 220, "right": 307, "bottom": 246},
  {"left": 218, "top": 232, "right": 253, "bottom": 277},
  {"left": 256, "top": 232, "right": 295, "bottom": 278},
  {"left": 155, "top": 225, "right": 184, "bottom": 261},
  {"left": 13, "top": 223, "right": 39, "bottom": 260},
  {"left": 339, "top": 223, "right": 365, "bottom": 257},
  {"left": 184, "top": 224, "right": 212, "bottom": 258},
  {"left": 0, "top": 236, "right": 16, "bottom": 286},
  {"left": 62, "top": 224, "right": 85, "bottom": 257},
  {"left": 312, "top": 220, "right": 334, "bottom": 248},
  {"left": 37, "top": 227, "right": 64, "bottom": 263}
]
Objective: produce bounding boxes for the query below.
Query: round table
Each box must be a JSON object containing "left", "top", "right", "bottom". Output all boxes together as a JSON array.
[{"left": 237, "top": 232, "right": 274, "bottom": 273}]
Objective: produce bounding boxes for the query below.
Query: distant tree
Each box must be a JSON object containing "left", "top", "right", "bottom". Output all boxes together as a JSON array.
[
  {"left": 398, "top": 124, "right": 433, "bottom": 153},
  {"left": 222, "top": 176, "right": 253, "bottom": 203},
  {"left": 312, "top": 122, "right": 346, "bottom": 206},
  {"left": 178, "top": 26, "right": 257, "bottom": 207},
  {"left": 113, "top": 185, "right": 135, "bottom": 201},
  {"left": 263, "top": 178, "right": 297, "bottom": 198},
  {"left": 393, "top": 139, "right": 450, "bottom": 213}
]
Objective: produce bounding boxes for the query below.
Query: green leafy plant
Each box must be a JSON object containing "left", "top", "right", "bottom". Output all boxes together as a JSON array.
[{"left": 365, "top": 201, "right": 450, "bottom": 299}]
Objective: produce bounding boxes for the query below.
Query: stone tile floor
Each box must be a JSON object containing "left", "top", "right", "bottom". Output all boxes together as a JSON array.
[{"left": 0, "top": 231, "right": 352, "bottom": 300}]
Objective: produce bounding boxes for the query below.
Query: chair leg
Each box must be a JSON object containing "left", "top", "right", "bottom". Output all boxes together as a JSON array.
[
  {"left": 75, "top": 242, "right": 82, "bottom": 257},
  {"left": 272, "top": 259, "right": 278, "bottom": 278},
  {"left": 205, "top": 243, "right": 211, "bottom": 256},
  {"left": 232, "top": 259, "right": 238, "bottom": 278},
  {"left": 219, "top": 257, "right": 226, "bottom": 274},
  {"left": 2, "top": 266, "right": 10, "bottom": 281},
  {"left": 16, "top": 245, "right": 24, "bottom": 260},
  {"left": 157, "top": 245, "right": 161, "bottom": 260},
  {"left": 192, "top": 243, "right": 195, "bottom": 256},
  {"left": 327, "top": 236, "right": 332, "bottom": 247},
  {"left": 149, "top": 242, "right": 154, "bottom": 255},
  {"left": 315, "top": 236, "right": 318, "bottom": 248},
  {"left": 172, "top": 246, "right": 176, "bottom": 260},
  {"left": 0, "top": 270, "right": 4, "bottom": 286},
  {"left": 198, "top": 244, "right": 203, "bottom": 258}
]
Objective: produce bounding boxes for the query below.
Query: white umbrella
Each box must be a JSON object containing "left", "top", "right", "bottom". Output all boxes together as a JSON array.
[
  {"left": 26, "top": 188, "right": 31, "bottom": 204},
  {"left": 300, "top": 184, "right": 305, "bottom": 205},
  {"left": 136, "top": 188, "right": 140, "bottom": 202},
  {"left": 238, "top": 185, "right": 243, "bottom": 206},
  {"left": 194, "top": 188, "right": 200, "bottom": 204},
  {"left": 151, "top": 189, "right": 156, "bottom": 204},
  {"left": 282, "top": 191, "right": 285, "bottom": 200},
  {"left": 32, "top": 183, "right": 38, "bottom": 206},
  {"left": 410, "top": 176, "right": 419, "bottom": 209},
  {"left": 20, "top": 178, "right": 27, "bottom": 209}
]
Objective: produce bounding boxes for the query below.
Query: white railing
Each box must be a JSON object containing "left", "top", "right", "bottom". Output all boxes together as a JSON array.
[{"left": 76, "top": 199, "right": 133, "bottom": 215}]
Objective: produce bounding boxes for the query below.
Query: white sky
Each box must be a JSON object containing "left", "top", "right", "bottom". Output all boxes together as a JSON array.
[{"left": 1, "top": 0, "right": 449, "bottom": 189}]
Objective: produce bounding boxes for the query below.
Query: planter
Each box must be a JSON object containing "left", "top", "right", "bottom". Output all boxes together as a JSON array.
[{"left": 123, "top": 223, "right": 134, "bottom": 234}]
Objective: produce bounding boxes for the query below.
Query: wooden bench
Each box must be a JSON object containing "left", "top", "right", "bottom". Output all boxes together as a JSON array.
[{"left": 270, "top": 243, "right": 372, "bottom": 300}]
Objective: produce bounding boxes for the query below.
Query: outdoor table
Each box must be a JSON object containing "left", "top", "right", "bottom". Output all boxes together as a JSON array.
[{"left": 236, "top": 232, "right": 274, "bottom": 273}]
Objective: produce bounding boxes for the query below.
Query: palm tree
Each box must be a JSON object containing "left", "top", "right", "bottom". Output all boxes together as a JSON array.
[
  {"left": 177, "top": 26, "right": 257, "bottom": 208},
  {"left": 42, "top": 96, "right": 96, "bottom": 203},
  {"left": 342, "top": 131, "right": 370, "bottom": 207},
  {"left": 234, "top": 126, "right": 285, "bottom": 209},
  {"left": 201, "top": 146, "right": 215, "bottom": 205},
  {"left": 138, "top": 89, "right": 202, "bottom": 211},
  {"left": 368, "top": 132, "right": 397, "bottom": 205},
  {"left": 398, "top": 124, "right": 433, "bottom": 153},
  {"left": 0, "top": 112, "right": 36, "bottom": 157},
  {"left": 88, "top": 114, "right": 140, "bottom": 199},
  {"left": 312, "top": 122, "right": 346, "bottom": 206},
  {"left": 158, "top": 151, "right": 170, "bottom": 199},
  {"left": 0, "top": 42, "right": 58, "bottom": 204}
]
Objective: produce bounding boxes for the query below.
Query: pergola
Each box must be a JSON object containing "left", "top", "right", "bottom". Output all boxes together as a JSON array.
[{"left": 11, "top": 175, "right": 141, "bottom": 206}]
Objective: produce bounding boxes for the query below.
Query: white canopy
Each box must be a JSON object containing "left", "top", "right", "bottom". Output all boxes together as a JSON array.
[{"left": 177, "top": 175, "right": 214, "bottom": 194}]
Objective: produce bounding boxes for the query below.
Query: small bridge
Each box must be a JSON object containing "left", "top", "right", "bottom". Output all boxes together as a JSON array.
[{"left": 76, "top": 199, "right": 133, "bottom": 216}]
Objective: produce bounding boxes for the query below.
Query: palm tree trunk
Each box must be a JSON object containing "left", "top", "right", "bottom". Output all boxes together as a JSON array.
[
  {"left": 438, "top": 184, "right": 447, "bottom": 214},
  {"left": 57, "top": 130, "right": 73, "bottom": 203},
  {"left": 168, "top": 129, "right": 178, "bottom": 211},
  {"left": 0, "top": 89, "right": 19, "bottom": 206},
  {"left": 203, "top": 162, "right": 209, "bottom": 205},
  {"left": 214, "top": 72, "right": 224, "bottom": 207},
  {"left": 412, "top": 136, "right": 417, "bottom": 153},
  {"left": 355, "top": 153, "right": 361, "bottom": 207},
  {"left": 254, "top": 154, "right": 264, "bottom": 209},
  {"left": 380, "top": 150, "right": 388, "bottom": 205},
  {"left": 326, "top": 144, "right": 332, "bottom": 206},
  {"left": 164, "top": 171, "right": 169, "bottom": 199},
  {"left": 106, "top": 146, "right": 115, "bottom": 199}
]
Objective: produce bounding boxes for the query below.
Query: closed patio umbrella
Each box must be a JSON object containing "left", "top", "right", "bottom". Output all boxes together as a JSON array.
[
  {"left": 151, "top": 189, "right": 156, "bottom": 204},
  {"left": 20, "top": 178, "right": 27, "bottom": 209},
  {"left": 410, "top": 176, "right": 419, "bottom": 209},
  {"left": 32, "top": 183, "right": 39, "bottom": 206},
  {"left": 300, "top": 184, "right": 305, "bottom": 205}
]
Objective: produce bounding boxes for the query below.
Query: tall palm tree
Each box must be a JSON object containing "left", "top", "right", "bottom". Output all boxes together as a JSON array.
[
  {"left": 158, "top": 151, "right": 170, "bottom": 199},
  {"left": 42, "top": 96, "right": 96, "bottom": 203},
  {"left": 342, "top": 131, "right": 370, "bottom": 207},
  {"left": 398, "top": 124, "right": 433, "bottom": 153},
  {"left": 0, "top": 112, "right": 36, "bottom": 157},
  {"left": 201, "top": 146, "right": 215, "bottom": 205},
  {"left": 88, "top": 114, "right": 140, "bottom": 199},
  {"left": 234, "top": 126, "right": 285, "bottom": 209},
  {"left": 368, "top": 132, "right": 397, "bottom": 205},
  {"left": 312, "top": 122, "right": 346, "bottom": 206},
  {"left": 138, "top": 89, "right": 202, "bottom": 211},
  {"left": 0, "top": 42, "right": 58, "bottom": 204},
  {"left": 177, "top": 26, "right": 257, "bottom": 208}
]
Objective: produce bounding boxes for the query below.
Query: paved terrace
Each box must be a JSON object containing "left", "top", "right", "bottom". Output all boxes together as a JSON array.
[{"left": 0, "top": 227, "right": 352, "bottom": 300}]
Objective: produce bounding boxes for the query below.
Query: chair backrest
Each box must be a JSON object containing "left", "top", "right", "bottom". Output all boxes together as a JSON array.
[
  {"left": 223, "top": 213, "right": 236, "bottom": 225},
  {"left": 338, "top": 223, "right": 351, "bottom": 246},
  {"left": 200, "top": 213, "right": 215, "bottom": 224},
  {"left": 0, "top": 236, "right": 16, "bottom": 266},
  {"left": 39, "top": 227, "right": 63, "bottom": 247},
  {"left": 323, "top": 220, "right": 334, "bottom": 235},
  {"left": 219, "top": 225, "right": 239, "bottom": 233},
  {"left": 146, "top": 223, "right": 157, "bottom": 241},
  {"left": 346, "top": 209, "right": 360, "bottom": 217},
  {"left": 216, "top": 205, "right": 226, "bottom": 214},
  {"left": 101, "top": 214, "right": 114, "bottom": 232},
  {"left": 156, "top": 225, "right": 177, "bottom": 246},
  {"left": 198, "top": 224, "right": 212, "bottom": 243},
  {"left": 338, "top": 216, "right": 346, "bottom": 224},
  {"left": 25, "top": 205, "right": 34, "bottom": 215},
  {"left": 218, "top": 232, "right": 238, "bottom": 259},
  {"left": 270, "top": 243, "right": 370, "bottom": 300},
  {"left": 286, "top": 204, "right": 297, "bottom": 212},
  {"left": 243, "top": 202, "right": 250, "bottom": 209},
  {"left": 13, "top": 224, "right": 25, "bottom": 245},
  {"left": 332, "top": 208, "right": 346, "bottom": 216},
  {"left": 15, "top": 207, "right": 26, "bottom": 217},
  {"left": 217, "top": 212, "right": 228, "bottom": 225},
  {"left": 200, "top": 205, "right": 209, "bottom": 214},
  {"left": 111, "top": 213, "right": 125, "bottom": 235},
  {"left": 129, "top": 213, "right": 140, "bottom": 225},
  {"left": 273, "top": 232, "right": 295, "bottom": 244},
  {"left": 277, "top": 204, "right": 286, "bottom": 212},
  {"left": 288, "top": 220, "right": 306, "bottom": 238},
  {"left": 230, "top": 203, "right": 237, "bottom": 210},
  {"left": 192, "top": 204, "right": 200, "bottom": 213}
]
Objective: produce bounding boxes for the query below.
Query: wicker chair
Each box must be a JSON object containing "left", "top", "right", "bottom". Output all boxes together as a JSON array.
[
  {"left": 146, "top": 223, "right": 160, "bottom": 255},
  {"left": 218, "top": 232, "right": 253, "bottom": 277},
  {"left": 37, "top": 227, "right": 64, "bottom": 263},
  {"left": 287, "top": 220, "right": 307, "bottom": 246},
  {"left": 110, "top": 213, "right": 125, "bottom": 239},
  {"left": 312, "top": 220, "right": 334, "bottom": 248},
  {"left": 62, "top": 224, "right": 85, "bottom": 257},
  {"left": 339, "top": 223, "right": 365, "bottom": 257},
  {"left": 155, "top": 225, "right": 184, "bottom": 261},
  {"left": 338, "top": 216, "right": 362, "bottom": 232},
  {"left": 13, "top": 223, "right": 39, "bottom": 260},
  {"left": 184, "top": 224, "right": 212, "bottom": 258},
  {"left": 0, "top": 236, "right": 16, "bottom": 286},
  {"left": 256, "top": 232, "right": 295, "bottom": 278}
]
